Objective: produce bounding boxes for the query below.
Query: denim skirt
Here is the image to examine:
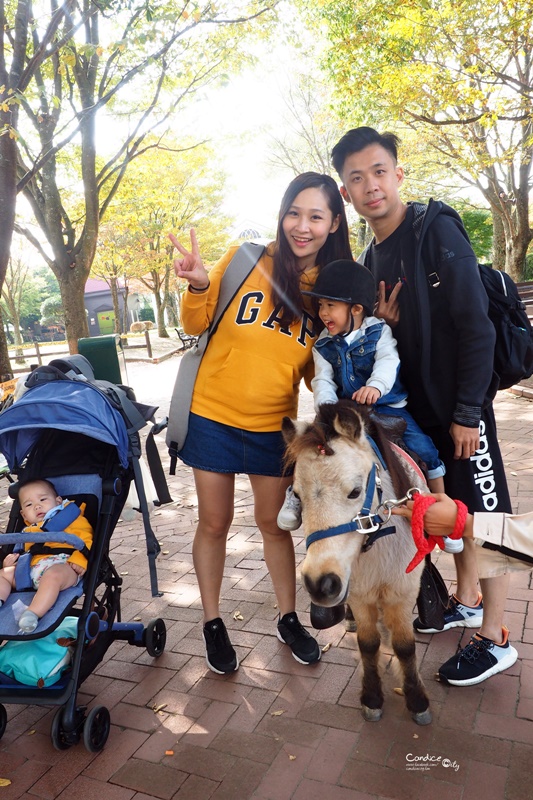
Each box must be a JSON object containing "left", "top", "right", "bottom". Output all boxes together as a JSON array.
[{"left": 177, "top": 412, "right": 290, "bottom": 477}]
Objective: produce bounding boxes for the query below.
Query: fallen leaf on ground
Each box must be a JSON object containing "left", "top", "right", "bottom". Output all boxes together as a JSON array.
[
  {"left": 288, "top": 754, "right": 296, "bottom": 761},
  {"left": 0, "top": 779, "right": 12, "bottom": 786},
  {"left": 165, "top": 750, "right": 174, "bottom": 756},
  {"left": 321, "top": 643, "right": 332, "bottom": 653},
  {"left": 233, "top": 611, "right": 244, "bottom": 620},
  {"left": 271, "top": 709, "right": 285, "bottom": 716},
  {"left": 413, "top": 733, "right": 419, "bottom": 739},
  {"left": 152, "top": 703, "right": 167, "bottom": 713}
]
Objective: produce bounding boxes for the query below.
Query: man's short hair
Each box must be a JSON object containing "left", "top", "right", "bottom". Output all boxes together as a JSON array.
[{"left": 331, "top": 127, "right": 401, "bottom": 177}]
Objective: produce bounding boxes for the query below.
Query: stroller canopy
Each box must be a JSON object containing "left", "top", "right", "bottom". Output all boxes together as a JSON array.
[{"left": 0, "top": 380, "right": 130, "bottom": 471}]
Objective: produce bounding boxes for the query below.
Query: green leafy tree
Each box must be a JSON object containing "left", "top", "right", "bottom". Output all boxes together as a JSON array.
[
  {"left": 305, "top": 0, "right": 533, "bottom": 279},
  {"left": 40, "top": 294, "right": 65, "bottom": 325},
  {"left": 92, "top": 140, "right": 234, "bottom": 337},
  {"left": 0, "top": 0, "right": 278, "bottom": 375},
  {"left": 457, "top": 207, "right": 494, "bottom": 263}
]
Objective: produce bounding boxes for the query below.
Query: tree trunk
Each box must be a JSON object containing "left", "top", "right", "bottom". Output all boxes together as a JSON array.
[
  {"left": 56, "top": 265, "right": 90, "bottom": 353},
  {"left": 109, "top": 277, "right": 121, "bottom": 334},
  {"left": 165, "top": 289, "right": 179, "bottom": 328},
  {"left": 357, "top": 217, "right": 368, "bottom": 251},
  {"left": 154, "top": 292, "right": 169, "bottom": 338},
  {"left": 505, "top": 233, "right": 531, "bottom": 283},
  {"left": 122, "top": 283, "right": 129, "bottom": 334},
  {"left": 0, "top": 121, "right": 17, "bottom": 380},
  {"left": 12, "top": 311, "right": 24, "bottom": 362},
  {"left": 1, "top": 290, "right": 24, "bottom": 361},
  {"left": 491, "top": 212, "right": 506, "bottom": 271}
]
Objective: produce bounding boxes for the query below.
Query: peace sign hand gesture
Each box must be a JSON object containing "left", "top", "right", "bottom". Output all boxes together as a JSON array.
[{"left": 169, "top": 229, "right": 210, "bottom": 290}]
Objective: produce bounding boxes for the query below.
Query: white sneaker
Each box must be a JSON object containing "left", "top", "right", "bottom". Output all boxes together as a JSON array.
[
  {"left": 442, "top": 536, "right": 464, "bottom": 554},
  {"left": 277, "top": 485, "right": 302, "bottom": 531}
]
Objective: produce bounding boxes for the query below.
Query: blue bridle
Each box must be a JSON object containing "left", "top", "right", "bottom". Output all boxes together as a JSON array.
[{"left": 305, "top": 437, "right": 396, "bottom": 552}]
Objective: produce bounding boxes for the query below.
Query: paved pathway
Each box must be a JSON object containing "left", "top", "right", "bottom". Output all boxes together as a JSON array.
[{"left": 0, "top": 354, "right": 532, "bottom": 800}]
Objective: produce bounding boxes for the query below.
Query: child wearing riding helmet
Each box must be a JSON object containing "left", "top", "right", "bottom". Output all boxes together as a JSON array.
[{"left": 278, "top": 259, "right": 449, "bottom": 534}]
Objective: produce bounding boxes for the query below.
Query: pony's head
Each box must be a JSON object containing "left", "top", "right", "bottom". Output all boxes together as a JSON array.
[{"left": 282, "top": 402, "right": 377, "bottom": 606}]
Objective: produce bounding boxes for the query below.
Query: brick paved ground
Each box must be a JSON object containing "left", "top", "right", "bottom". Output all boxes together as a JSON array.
[{"left": 0, "top": 356, "right": 532, "bottom": 800}]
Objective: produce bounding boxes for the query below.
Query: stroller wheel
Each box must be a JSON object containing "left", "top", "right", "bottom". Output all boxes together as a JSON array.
[
  {"left": 83, "top": 706, "right": 111, "bottom": 753},
  {"left": 0, "top": 705, "right": 6, "bottom": 740},
  {"left": 145, "top": 618, "right": 167, "bottom": 657},
  {"left": 51, "top": 708, "right": 72, "bottom": 751}
]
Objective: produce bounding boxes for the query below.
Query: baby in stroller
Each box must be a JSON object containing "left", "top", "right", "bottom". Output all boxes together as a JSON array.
[{"left": 0, "top": 479, "right": 93, "bottom": 632}]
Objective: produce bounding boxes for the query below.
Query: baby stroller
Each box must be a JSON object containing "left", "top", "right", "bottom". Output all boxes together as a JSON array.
[{"left": 0, "top": 357, "right": 169, "bottom": 751}]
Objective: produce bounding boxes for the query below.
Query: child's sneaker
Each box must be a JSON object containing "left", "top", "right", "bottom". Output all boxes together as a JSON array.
[
  {"left": 18, "top": 610, "right": 39, "bottom": 633},
  {"left": 202, "top": 617, "right": 239, "bottom": 674},
  {"left": 276, "top": 612, "right": 321, "bottom": 664},
  {"left": 277, "top": 486, "right": 302, "bottom": 531},
  {"left": 442, "top": 536, "right": 464, "bottom": 554},
  {"left": 438, "top": 627, "right": 518, "bottom": 686},
  {"left": 414, "top": 592, "right": 483, "bottom": 634}
]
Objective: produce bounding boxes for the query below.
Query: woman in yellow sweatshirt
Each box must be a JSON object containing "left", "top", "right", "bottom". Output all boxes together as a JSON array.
[{"left": 169, "top": 173, "right": 353, "bottom": 674}]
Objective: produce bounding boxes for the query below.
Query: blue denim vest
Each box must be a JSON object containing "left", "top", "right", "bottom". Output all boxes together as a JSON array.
[{"left": 314, "top": 322, "right": 407, "bottom": 406}]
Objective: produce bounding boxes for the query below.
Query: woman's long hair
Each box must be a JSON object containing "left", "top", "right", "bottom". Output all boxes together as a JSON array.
[{"left": 271, "top": 172, "right": 352, "bottom": 328}]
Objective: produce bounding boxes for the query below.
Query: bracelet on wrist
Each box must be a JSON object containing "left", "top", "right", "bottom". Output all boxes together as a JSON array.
[{"left": 189, "top": 282, "right": 210, "bottom": 294}]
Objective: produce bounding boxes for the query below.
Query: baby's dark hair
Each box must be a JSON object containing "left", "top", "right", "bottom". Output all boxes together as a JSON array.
[{"left": 17, "top": 478, "right": 58, "bottom": 498}]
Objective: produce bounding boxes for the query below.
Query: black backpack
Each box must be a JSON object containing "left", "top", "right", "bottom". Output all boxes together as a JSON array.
[{"left": 478, "top": 264, "right": 533, "bottom": 390}]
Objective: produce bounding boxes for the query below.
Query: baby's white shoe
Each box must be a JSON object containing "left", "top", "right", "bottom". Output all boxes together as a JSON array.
[{"left": 18, "top": 610, "right": 39, "bottom": 633}]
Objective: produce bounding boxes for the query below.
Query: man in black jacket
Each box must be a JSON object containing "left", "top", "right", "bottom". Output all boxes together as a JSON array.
[{"left": 331, "top": 126, "right": 517, "bottom": 686}]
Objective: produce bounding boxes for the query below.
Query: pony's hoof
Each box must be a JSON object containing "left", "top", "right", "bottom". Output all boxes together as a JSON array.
[
  {"left": 362, "top": 705, "right": 383, "bottom": 722},
  {"left": 412, "top": 708, "right": 432, "bottom": 726}
]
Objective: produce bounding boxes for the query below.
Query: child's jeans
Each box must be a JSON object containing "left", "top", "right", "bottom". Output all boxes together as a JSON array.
[{"left": 375, "top": 406, "right": 446, "bottom": 479}]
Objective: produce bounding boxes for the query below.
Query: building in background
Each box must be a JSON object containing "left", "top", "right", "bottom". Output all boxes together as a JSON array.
[{"left": 84, "top": 278, "right": 141, "bottom": 337}]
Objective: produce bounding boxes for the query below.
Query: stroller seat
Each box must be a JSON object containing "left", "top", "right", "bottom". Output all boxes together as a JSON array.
[{"left": 0, "top": 473, "right": 102, "bottom": 640}]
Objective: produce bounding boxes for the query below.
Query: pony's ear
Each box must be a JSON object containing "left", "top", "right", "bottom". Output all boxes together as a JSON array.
[
  {"left": 281, "top": 416, "right": 306, "bottom": 444},
  {"left": 331, "top": 404, "right": 364, "bottom": 442}
]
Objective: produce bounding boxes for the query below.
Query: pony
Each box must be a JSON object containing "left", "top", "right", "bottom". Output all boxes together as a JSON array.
[{"left": 282, "top": 400, "right": 432, "bottom": 725}]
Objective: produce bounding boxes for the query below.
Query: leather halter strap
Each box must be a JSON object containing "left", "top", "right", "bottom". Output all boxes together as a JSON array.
[{"left": 305, "top": 448, "right": 396, "bottom": 551}]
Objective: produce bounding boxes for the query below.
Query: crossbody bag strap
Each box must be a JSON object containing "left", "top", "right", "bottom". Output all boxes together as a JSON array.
[
  {"left": 187, "top": 241, "right": 265, "bottom": 363},
  {"left": 208, "top": 241, "right": 266, "bottom": 340},
  {"left": 165, "top": 241, "right": 265, "bottom": 466}
]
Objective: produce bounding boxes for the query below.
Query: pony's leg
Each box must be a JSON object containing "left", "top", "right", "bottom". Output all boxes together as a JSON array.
[
  {"left": 382, "top": 603, "right": 432, "bottom": 726},
  {"left": 355, "top": 602, "right": 384, "bottom": 721}
]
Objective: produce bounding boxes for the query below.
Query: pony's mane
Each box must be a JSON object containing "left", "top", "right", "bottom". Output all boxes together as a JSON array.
[
  {"left": 364, "top": 413, "right": 414, "bottom": 499},
  {"left": 284, "top": 400, "right": 415, "bottom": 498},
  {"left": 283, "top": 420, "right": 335, "bottom": 469}
]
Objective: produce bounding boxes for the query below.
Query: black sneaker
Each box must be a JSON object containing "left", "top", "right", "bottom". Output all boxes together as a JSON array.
[
  {"left": 438, "top": 627, "right": 518, "bottom": 686},
  {"left": 276, "top": 612, "right": 321, "bottom": 665},
  {"left": 202, "top": 617, "right": 239, "bottom": 674},
  {"left": 414, "top": 593, "right": 483, "bottom": 634}
]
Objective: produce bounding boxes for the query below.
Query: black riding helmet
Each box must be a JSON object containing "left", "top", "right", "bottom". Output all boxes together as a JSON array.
[{"left": 302, "top": 259, "right": 376, "bottom": 317}]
